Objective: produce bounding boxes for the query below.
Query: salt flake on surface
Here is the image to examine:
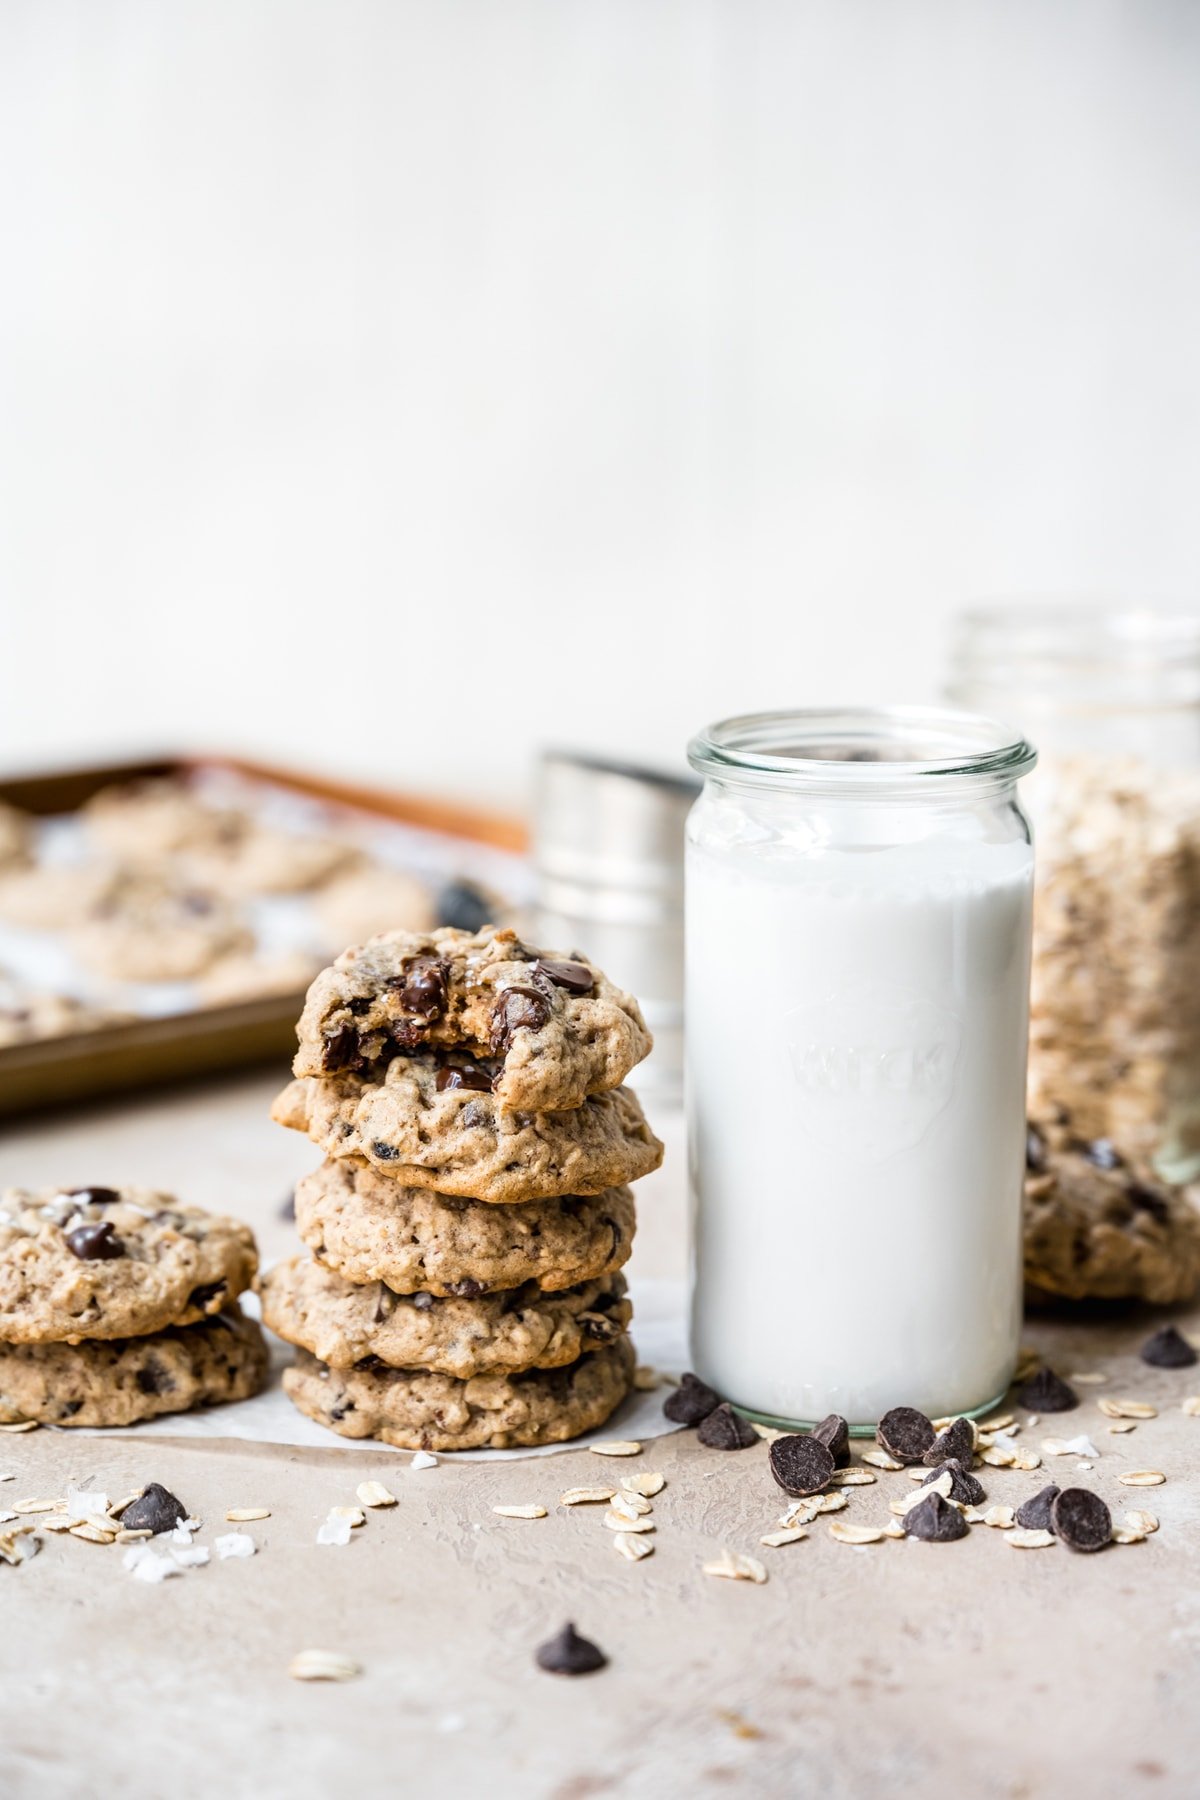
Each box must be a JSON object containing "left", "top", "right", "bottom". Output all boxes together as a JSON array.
[
  {"left": 316, "top": 1511, "right": 353, "bottom": 1547},
  {"left": 127, "top": 1548, "right": 183, "bottom": 1584},
  {"left": 409, "top": 1452, "right": 437, "bottom": 1471},
  {"left": 170, "top": 1545, "right": 211, "bottom": 1569},
  {"left": 215, "top": 1533, "right": 255, "bottom": 1559}
]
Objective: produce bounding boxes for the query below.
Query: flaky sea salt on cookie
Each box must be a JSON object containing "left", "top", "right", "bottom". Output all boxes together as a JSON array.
[
  {"left": 292, "top": 925, "right": 651, "bottom": 1112},
  {"left": 0, "top": 1185, "right": 258, "bottom": 1344}
]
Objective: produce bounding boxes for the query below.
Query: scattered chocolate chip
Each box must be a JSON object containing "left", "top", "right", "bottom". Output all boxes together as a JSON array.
[
  {"left": 532, "top": 958, "right": 595, "bottom": 996},
  {"left": 321, "top": 1024, "right": 361, "bottom": 1072},
  {"left": 811, "top": 1413, "right": 851, "bottom": 1468},
  {"left": 903, "top": 1491, "right": 969, "bottom": 1542},
  {"left": 490, "top": 985, "right": 551, "bottom": 1053},
  {"left": 1083, "top": 1138, "right": 1121, "bottom": 1171},
  {"left": 135, "top": 1359, "right": 175, "bottom": 1396},
  {"left": 186, "top": 1280, "right": 226, "bottom": 1312},
  {"left": 119, "top": 1483, "right": 187, "bottom": 1535},
  {"left": 395, "top": 953, "right": 447, "bottom": 1019},
  {"left": 1051, "top": 1487, "right": 1112, "bottom": 1553},
  {"left": 663, "top": 1372, "right": 722, "bottom": 1426},
  {"left": 1140, "top": 1324, "right": 1197, "bottom": 1368},
  {"left": 696, "top": 1403, "right": 759, "bottom": 1450},
  {"left": 65, "top": 1221, "right": 125, "bottom": 1261},
  {"left": 923, "top": 1417, "right": 975, "bottom": 1468},
  {"left": 535, "top": 1622, "right": 608, "bottom": 1676},
  {"left": 1025, "top": 1127, "right": 1047, "bottom": 1172},
  {"left": 64, "top": 1186, "right": 121, "bottom": 1208},
  {"left": 876, "top": 1406, "right": 935, "bottom": 1465},
  {"left": 768, "top": 1433, "right": 835, "bottom": 1498},
  {"left": 1016, "top": 1366, "right": 1078, "bottom": 1412},
  {"left": 434, "top": 879, "right": 492, "bottom": 934},
  {"left": 1014, "top": 1483, "right": 1061, "bottom": 1532},
  {"left": 922, "top": 1459, "right": 985, "bottom": 1506},
  {"left": 436, "top": 1064, "right": 493, "bottom": 1093},
  {"left": 370, "top": 1141, "right": 400, "bottom": 1162}
]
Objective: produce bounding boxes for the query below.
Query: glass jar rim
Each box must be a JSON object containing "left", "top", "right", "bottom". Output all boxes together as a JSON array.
[{"left": 687, "top": 706, "right": 1037, "bottom": 796}]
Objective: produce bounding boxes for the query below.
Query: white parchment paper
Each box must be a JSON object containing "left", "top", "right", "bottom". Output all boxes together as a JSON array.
[{"left": 73, "top": 1277, "right": 689, "bottom": 1461}]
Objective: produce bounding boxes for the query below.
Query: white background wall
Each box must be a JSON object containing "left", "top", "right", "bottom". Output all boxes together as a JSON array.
[{"left": 1, "top": 1, "right": 1198, "bottom": 806}]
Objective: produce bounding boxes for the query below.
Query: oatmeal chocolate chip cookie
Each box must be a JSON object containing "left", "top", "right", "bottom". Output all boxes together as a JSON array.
[
  {"left": 0, "top": 1185, "right": 258, "bottom": 1343},
  {"left": 272, "top": 1063, "right": 663, "bottom": 1203},
  {"left": 82, "top": 776, "right": 248, "bottom": 859},
  {"left": 293, "top": 925, "right": 651, "bottom": 1111},
  {"left": 315, "top": 865, "right": 436, "bottom": 948},
  {"left": 71, "top": 873, "right": 252, "bottom": 982},
  {"left": 0, "top": 860, "right": 125, "bottom": 930},
  {"left": 197, "top": 949, "right": 322, "bottom": 1007},
  {"left": 0, "top": 993, "right": 132, "bottom": 1048},
  {"left": 295, "top": 1158, "right": 636, "bottom": 1295},
  {"left": 1024, "top": 1117, "right": 1200, "bottom": 1305},
  {"left": 0, "top": 1310, "right": 268, "bottom": 1427},
  {"left": 283, "top": 1333, "right": 635, "bottom": 1450},
  {"left": 183, "top": 828, "right": 362, "bottom": 898},
  {"left": 0, "top": 801, "right": 31, "bottom": 872},
  {"left": 260, "top": 1255, "right": 632, "bottom": 1378}
]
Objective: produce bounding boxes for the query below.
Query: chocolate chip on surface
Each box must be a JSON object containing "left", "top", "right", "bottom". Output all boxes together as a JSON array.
[
  {"left": 64, "top": 1186, "right": 121, "bottom": 1208},
  {"left": 921, "top": 1459, "right": 985, "bottom": 1506},
  {"left": 1051, "top": 1487, "right": 1113, "bottom": 1553},
  {"left": 663, "top": 1372, "right": 722, "bottom": 1426},
  {"left": 768, "top": 1434, "right": 835, "bottom": 1498},
  {"left": 119, "top": 1482, "right": 188, "bottom": 1535},
  {"left": 490, "top": 985, "right": 551, "bottom": 1052},
  {"left": 65, "top": 1221, "right": 125, "bottom": 1261},
  {"left": 1016, "top": 1367, "right": 1079, "bottom": 1412},
  {"left": 1014, "top": 1483, "right": 1061, "bottom": 1532},
  {"left": 1140, "top": 1325, "right": 1198, "bottom": 1369},
  {"left": 923, "top": 1417, "right": 975, "bottom": 1468},
  {"left": 434, "top": 879, "right": 492, "bottom": 934},
  {"left": 436, "top": 1064, "right": 493, "bottom": 1093},
  {"left": 535, "top": 1622, "right": 608, "bottom": 1676},
  {"left": 903, "top": 1491, "right": 969, "bottom": 1542},
  {"left": 811, "top": 1413, "right": 851, "bottom": 1468},
  {"left": 697, "top": 1403, "right": 758, "bottom": 1451},
  {"left": 533, "top": 958, "right": 595, "bottom": 996},
  {"left": 877, "top": 1406, "right": 935, "bottom": 1465}
]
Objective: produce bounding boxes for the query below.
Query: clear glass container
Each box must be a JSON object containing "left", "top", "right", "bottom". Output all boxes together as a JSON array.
[
  {"left": 685, "top": 707, "right": 1037, "bottom": 1431},
  {"left": 947, "top": 604, "right": 1200, "bottom": 1181}
]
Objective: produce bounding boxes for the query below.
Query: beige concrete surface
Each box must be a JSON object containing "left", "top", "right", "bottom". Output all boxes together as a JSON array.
[{"left": 3, "top": 1072, "right": 1200, "bottom": 1800}]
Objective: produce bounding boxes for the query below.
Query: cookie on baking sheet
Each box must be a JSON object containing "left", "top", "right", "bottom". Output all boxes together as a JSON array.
[
  {"left": 260, "top": 1254, "right": 631, "bottom": 1378},
  {"left": 0, "top": 801, "right": 32, "bottom": 872},
  {"left": 282, "top": 1333, "right": 635, "bottom": 1450},
  {"left": 183, "top": 827, "right": 361, "bottom": 898},
  {"left": 197, "top": 949, "right": 323, "bottom": 1007},
  {"left": 0, "top": 1309, "right": 268, "bottom": 1427},
  {"left": 314, "top": 865, "right": 436, "bottom": 953},
  {"left": 1024, "top": 1117, "right": 1200, "bottom": 1305},
  {"left": 81, "top": 776, "right": 247, "bottom": 859},
  {"left": 0, "top": 860, "right": 124, "bottom": 930},
  {"left": 71, "top": 873, "right": 251, "bottom": 982},
  {"left": 0, "top": 992, "right": 132, "bottom": 1048},
  {"left": 293, "top": 925, "right": 651, "bottom": 1112},
  {"left": 0, "top": 1185, "right": 258, "bottom": 1343},
  {"left": 272, "top": 1063, "right": 663, "bottom": 1203},
  {"left": 294, "top": 1158, "right": 636, "bottom": 1296}
]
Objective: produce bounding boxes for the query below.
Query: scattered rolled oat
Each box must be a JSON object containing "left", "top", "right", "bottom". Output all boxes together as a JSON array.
[
  {"left": 1118, "top": 1470, "right": 1166, "bottom": 1487},
  {"left": 1098, "top": 1398, "right": 1157, "bottom": 1420},
  {"left": 609, "top": 1489, "right": 651, "bottom": 1520},
  {"left": 1068, "top": 1372, "right": 1107, "bottom": 1385},
  {"left": 602, "top": 1511, "right": 654, "bottom": 1535},
  {"left": 492, "top": 1505, "right": 547, "bottom": 1520},
  {"left": 861, "top": 1450, "right": 905, "bottom": 1472},
  {"left": 559, "top": 1487, "right": 615, "bottom": 1507},
  {"left": 1124, "top": 1509, "right": 1159, "bottom": 1534},
  {"left": 289, "top": 1650, "right": 361, "bottom": 1682},
  {"left": 12, "top": 1499, "right": 55, "bottom": 1516},
  {"left": 1112, "top": 1527, "right": 1148, "bottom": 1545},
  {"left": 981, "top": 1506, "right": 1016, "bottom": 1530},
  {"left": 226, "top": 1508, "right": 270, "bottom": 1522},
  {"left": 355, "top": 1482, "right": 396, "bottom": 1509},
  {"left": 760, "top": 1528, "right": 807, "bottom": 1548},
  {"left": 882, "top": 1520, "right": 906, "bottom": 1538},
  {"left": 70, "top": 1523, "right": 115, "bottom": 1545},
  {"left": 1011, "top": 1451, "right": 1043, "bottom": 1471},
  {"left": 632, "top": 1366, "right": 663, "bottom": 1390},
  {"left": 1181, "top": 1396, "right": 1200, "bottom": 1417},
  {"left": 979, "top": 1413, "right": 1015, "bottom": 1432},
  {"left": 827, "top": 1469, "right": 876, "bottom": 1487},
  {"left": 589, "top": 1441, "right": 641, "bottom": 1458},
  {"left": 620, "top": 1472, "right": 665, "bottom": 1498},
  {"left": 981, "top": 1445, "right": 1016, "bottom": 1468},
  {"left": 1007, "top": 1528, "right": 1056, "bottom": 1548},
  {"left": 702, "top": 1548, "right": 767, "bottom": 1584},
  {"left": 613, "top": 1532, "right": 654, "bottom": 1562},
  {"left": 1107, "top": 1422, "right": 1138, "bottom": 1435},
  {"left": 828, "top": 1522, "right": 886, "bottom": 1545}
]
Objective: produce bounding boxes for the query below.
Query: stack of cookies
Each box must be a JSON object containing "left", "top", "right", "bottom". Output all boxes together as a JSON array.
[
  {"left": 263, "top": 926, "right": 663, "bottom": 1450},
  {"left": 0, "top": 1186, "right": 266, "bottom": 1426}
]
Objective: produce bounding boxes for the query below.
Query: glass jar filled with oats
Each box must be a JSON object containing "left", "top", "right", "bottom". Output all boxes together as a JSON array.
[{"left": 947, "top": 605, "right": 1200, "bottom": 1181}]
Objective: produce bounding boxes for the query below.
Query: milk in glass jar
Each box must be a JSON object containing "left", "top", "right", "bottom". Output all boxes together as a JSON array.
[{"left": 685, "top": 709, "right": 1037, "bottom": 1428}]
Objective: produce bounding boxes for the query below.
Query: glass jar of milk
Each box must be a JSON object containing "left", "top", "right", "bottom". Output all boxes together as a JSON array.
[{"left": 686, "top": 708, "right": 1037, "bottom": 1430}]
